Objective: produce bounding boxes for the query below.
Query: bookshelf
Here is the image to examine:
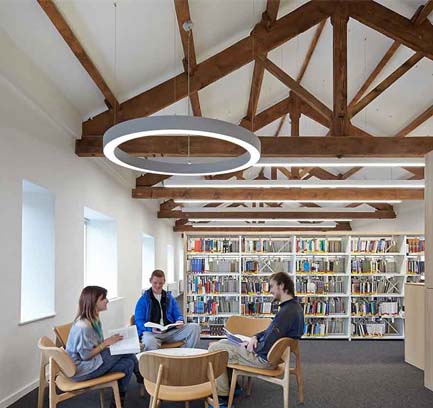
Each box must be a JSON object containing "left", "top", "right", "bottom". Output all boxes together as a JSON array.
[{"left": 184, "top": 234, "right": 424, "bottom": 340}]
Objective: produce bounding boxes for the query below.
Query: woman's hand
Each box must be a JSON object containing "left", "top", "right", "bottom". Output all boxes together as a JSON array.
[{"left": 103, "top": 334, "right": 123, "bottom": 347}]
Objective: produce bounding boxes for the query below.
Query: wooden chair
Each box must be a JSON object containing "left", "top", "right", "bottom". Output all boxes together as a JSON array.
[
  {"left": 225, "top": 315, "right": 272, "bottom": 337},
  {"left": 227, "top": 337, "right": 295, "bottom": 408},
  {"left": 139, "top": 350, "right": 228, "bottom": 408},
  {"left": 130, "top": 315, "right": 185, "bottom": 349},
  {"left": 37, "top": 336, "right": 124, "bottom": 408},
  {"left": 54, "top": 323, "right": 73, "bottom": 348},
  {"left": 224, "top": 315, "right": 304, "bottom": 404}
]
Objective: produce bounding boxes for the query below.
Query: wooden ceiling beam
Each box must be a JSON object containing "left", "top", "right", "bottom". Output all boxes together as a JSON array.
[
  {"left": 160, "top": 199, "right": 181, "bottom": 211},
  {"left": 159, "top": 210, "right": 396, "bottom": 219},
  {"left": 245, "top": 1, "right": 280, "bottom": 123},
  {"left": 394, "top": 104, "right": 433, "bottom": 138},
  {"left": 132, "top": 187, "right": 424, "bottom": 201},
  {"left": 309, "top": 168, "right": 339, "bottom": 180},
  {"left": 403, "top": 167, "right": 425, "bottom": 180},
  {"left": 173, "top": 224, "right": 352, "bottom": 232},
  {"left": 349, "top": 52, "right": 423, "bottom": 118},
  {"left": 82, "top": 1, "right": 332, "bottom": 137},
  {"left": 331, "top": 7, "right": 349, "bottom": 135},
  {"left": 339, "top": 167, "right": 363, "bottom": 180},
  {"left": 347, "top": 1, "right": 433, "bottom": 60},
  {"left": 37, "top": 0, "right": 118, "bottom": 112},
  {"left": 241, "top": 96, "right": 293, "bottom": 131},
  {"left": 174, "top": 0, "right": 202, "bottom": 116},
  {"left": 136, "top": 174, "right": 171, "bottom": 187},
  {"left": 348, "top": 2, "right": 432, "bottom": 108},
  {"left": 275, "top": 19, "right": 326, "bottom": 137},
  {"left": 259, "top": 56, "right": 332, "bottom": 121},
  {"left": 77, "top": 136, "right": 433, "bottom": 157}
]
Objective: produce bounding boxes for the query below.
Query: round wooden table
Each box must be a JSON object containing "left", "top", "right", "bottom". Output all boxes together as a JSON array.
[{"left": 138, "top": 347, "right": 208, "bottom": 358}]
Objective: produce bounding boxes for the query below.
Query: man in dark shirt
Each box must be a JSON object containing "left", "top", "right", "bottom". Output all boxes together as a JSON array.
[{"left": 208, "top": 272, "right": 304, "bottom": 407}]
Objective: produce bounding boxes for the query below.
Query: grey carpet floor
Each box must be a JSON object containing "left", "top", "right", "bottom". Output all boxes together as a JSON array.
[{"left": 10, "top": 339, "right": 433, "bottom": 408}]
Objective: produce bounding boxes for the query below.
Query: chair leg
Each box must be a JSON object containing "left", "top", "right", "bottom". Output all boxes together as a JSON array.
[
  {"left": 99, "top": 389, "right": 105, "bottom": 408},
  {"left": 111, "top": 381, "right": 122, "bottom": 408},
  {"left": 38, "top": 367, "right": 46, "bottom": 408},
  {"left": 283, "top": 381, "right": 290, "bottom": 408},
  {"left": 185, "top": 402, "right": 190, "bottom": 408},
  {"left": 148, "top": 396, "right": 153, "bottom": 408},
  {"left": 246, "top": 377, "right": 253, "bottom": 396},
  {"left": 296, "top": 369, "right": 304, "bottom": 404},
  {"left": 227, "top": 370, "right": 238, "bottom": 408},
  {"left": 204, "top": 399, "right": 209, "bottom": 408}
]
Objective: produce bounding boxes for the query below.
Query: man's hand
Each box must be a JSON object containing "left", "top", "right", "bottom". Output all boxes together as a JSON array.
[
  {"left": 152, "top": 328, "right": 162, "bottom": 334},
  {"left": 246, "top": 336, "right": 258, "bottom": 352},
  {"left": 175, "top": 320, "right": 185, "bottom": 328}
]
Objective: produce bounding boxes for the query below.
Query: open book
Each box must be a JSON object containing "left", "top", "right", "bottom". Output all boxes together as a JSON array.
[
  {"left": 223, "top": 328, "right": 251, "bottom": 345},
  {"left": 144, "top": 322, "right": 182, "bottom": 332},
  {"left": 108, "top": 326, "right": 140, "bottom": 356}
]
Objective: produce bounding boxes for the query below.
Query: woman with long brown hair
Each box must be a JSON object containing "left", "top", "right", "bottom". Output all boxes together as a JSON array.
[{"left": 66, "top": 286, "right": 143, "bottom": 406}]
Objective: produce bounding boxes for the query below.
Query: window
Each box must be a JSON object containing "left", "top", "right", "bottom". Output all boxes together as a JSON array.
[
  {"left": 166, "top": 244, "right": 174, "bottom": 283},
  {"left": 83, "top": 207, "right": 118, "bottom": 298},
  {"left": 142, "top": 234, "right": 155, "bottom": 289},
  {"left": 21, "top": 180, "right": 55, "bottom": 323}
]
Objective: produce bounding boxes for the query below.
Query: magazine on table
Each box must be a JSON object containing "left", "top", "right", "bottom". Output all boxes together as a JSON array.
[
  {"left": 223, "top": 328, "right": 251, "bottom": 345},
  {"left": 108, "top": 326, "right": 140, "bottom": 355},
  {"left": 144, "top": 321, "right": 182, "bottom": 332}
]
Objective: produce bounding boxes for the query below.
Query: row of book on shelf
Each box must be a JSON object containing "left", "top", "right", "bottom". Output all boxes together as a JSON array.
[
  {"left": 301, "top": 297, "right": 346, "bottom": 315},
  {"left": 243, "top": 259, "right": 291, "bottom": 273},
  {"left": 407, "top": 238, "right": 425, "bottom": 253},
  {"left": 187, "top": 277, "right": 239, "bottom": 294},
  {"left": 296, "top": 277, "right": 345, "bottom": 294},
  {"left": 351, "top": 277, "right": 400, "bottom": 294},
  {"left": 351, "top": 300, "right": 400, "bottom": 316},
  {"left": 296, "top": 259, "right": 345, "bottom": 273},
  {"left": 187, "top": 258, "right": 238, "bottom": 273},
  {"left": 187, "top": 297, "right": 238, "bottom": 315},
  {"left": 187, "top": 237, "right": 424, "bottom": 255},
  {"left": 351, "top": 259, "right": 397, "bottom": 274}
]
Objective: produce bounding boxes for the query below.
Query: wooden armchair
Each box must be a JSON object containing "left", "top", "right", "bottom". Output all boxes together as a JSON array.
[
  {"left": 37, "top": 336, "right": 124, "bottom": 408},
  {"left": 224, "top": 315, "right": 304, "bottom": 405},
  {"left": 139, "top": 350, "right": 228, "bottom": 408},
  {"left": 54, "top": 323, "right": 72, "bottom": 348},
  {"left": 227, "top": 337, "right": 294, "bottom": 408},
  {"left": 130, "top": 315, "right": 185, "bottom": 349}
]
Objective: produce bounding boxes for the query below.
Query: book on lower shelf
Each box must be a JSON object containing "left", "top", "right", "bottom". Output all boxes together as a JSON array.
[{"left": 303, "top": 318, "right": 346, "bottom": 337}]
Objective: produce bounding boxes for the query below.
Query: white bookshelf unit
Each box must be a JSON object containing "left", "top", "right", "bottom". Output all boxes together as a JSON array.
[{"left": 184, "top": 234, "right": 425, "bottom": 340}]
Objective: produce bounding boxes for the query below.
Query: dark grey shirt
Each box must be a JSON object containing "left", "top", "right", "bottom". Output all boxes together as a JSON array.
[{"left": 254, "top": 297, "right": 304, "bottom": 361}]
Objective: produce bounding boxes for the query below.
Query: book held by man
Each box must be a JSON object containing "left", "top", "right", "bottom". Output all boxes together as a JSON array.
[
  {"left": 223, "top": 328, "right": 251, "bottom": 345},
  {"left": 144, "top": 321, "right": 181, "bottom": 332},
  {"left": 108, "top": 326, "right": 141, "bottom": 355}
]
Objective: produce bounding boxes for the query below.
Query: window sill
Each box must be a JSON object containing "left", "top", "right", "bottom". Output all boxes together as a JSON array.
[
  {"left": 19, "top": 313, "right": 56, "bottom": 326},
  {"left": 108, "top": 296, "right": 124, "bottom": 303}
]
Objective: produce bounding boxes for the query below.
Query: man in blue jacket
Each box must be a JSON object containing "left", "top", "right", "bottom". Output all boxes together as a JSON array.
[{"left": 135, "top": 269, "right": 200, "bottom": 350}]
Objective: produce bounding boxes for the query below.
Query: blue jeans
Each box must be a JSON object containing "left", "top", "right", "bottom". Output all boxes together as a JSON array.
[{"left": 73, "top": 349, "right": 139, "bottom": 393}]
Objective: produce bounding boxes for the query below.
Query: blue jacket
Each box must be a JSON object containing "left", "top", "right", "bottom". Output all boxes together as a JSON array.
[{"left": 134, "top": 289, "right": 184, "bottom": 338}]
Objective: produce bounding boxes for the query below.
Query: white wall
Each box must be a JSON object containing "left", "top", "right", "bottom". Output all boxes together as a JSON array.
[
  {"left": 351, "top": 201, "right": 424, "bottom": 234},
  {"left": 0, "top": 31, "right": 181, "bottom": 407}
]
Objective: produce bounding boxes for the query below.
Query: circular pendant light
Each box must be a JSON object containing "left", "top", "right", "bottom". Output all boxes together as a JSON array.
[{"left": 103, "top": 115, "right": 261, "bottom": 176}]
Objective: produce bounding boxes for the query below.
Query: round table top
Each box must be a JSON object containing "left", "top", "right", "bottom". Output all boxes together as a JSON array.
[{"left": 138, "top": 348, "right": 208, "bottom": 357}]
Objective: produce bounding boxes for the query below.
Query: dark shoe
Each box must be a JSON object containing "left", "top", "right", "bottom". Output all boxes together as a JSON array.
[{"left": 209, "top": 396, "right": 234, "bottom": 408}]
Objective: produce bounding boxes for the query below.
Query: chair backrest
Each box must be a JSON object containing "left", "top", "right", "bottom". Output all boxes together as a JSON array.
[
  {"left": 130, "top": 315, "right": 135, "bottom": 326},
  {"left": 225, "top": 315, "right": 272, "bottom": 337},
  {"left": 139, "top": 350, "right": 228, "bottom": 387},
  {"left": 267, "top": 337, "right": 294, "bottom": 366},
  {"left": 54, "top": 323, "right": 72, "bottom": 348},
  {"left": 38, "top": 336, "right": 76, "bottom": 378}
]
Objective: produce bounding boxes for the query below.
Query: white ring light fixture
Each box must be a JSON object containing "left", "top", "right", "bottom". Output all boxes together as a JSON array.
[{"left": 103, "top": 116, "right": 261, "bottom": 176}]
